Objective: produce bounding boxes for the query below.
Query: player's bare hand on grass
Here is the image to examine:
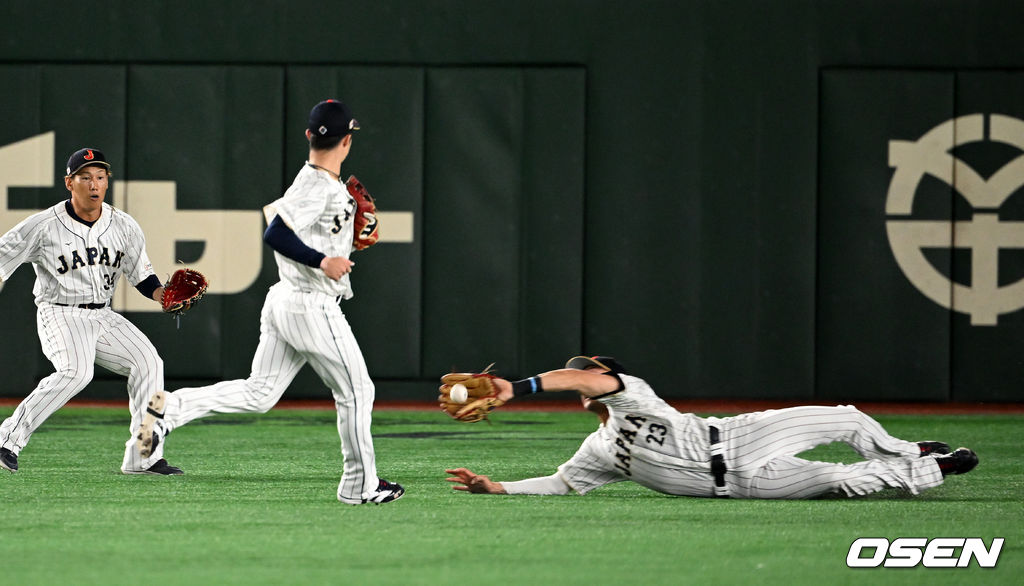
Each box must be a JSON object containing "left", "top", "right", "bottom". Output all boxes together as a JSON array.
[
  {"left": 319, "top": 256, "right": 354, "bottom": 281},
  {"left": 445, "top": 468, "right": 506, "bottom": 494}
]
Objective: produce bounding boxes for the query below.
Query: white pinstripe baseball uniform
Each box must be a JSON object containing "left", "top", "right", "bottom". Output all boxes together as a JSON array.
[
  {"left": 543, "top": 375, "right": 944, "bottom": 499},
  {"left": 0, "top": 200, "right": 168, "bottom": 473},
  {"left": 161, "top": 163, "right": 383, "bottom": 503}
]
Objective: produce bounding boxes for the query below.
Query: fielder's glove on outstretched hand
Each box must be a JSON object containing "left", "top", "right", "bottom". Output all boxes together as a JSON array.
[
  {"left": 162, "top": 268, "right": 209, "bottom": 316},
  {"left": 439, "top": 371, "right": 506, "bottom": 423},
  {"left": 346, "top": 175, "right": 379, "bottom": 250}
]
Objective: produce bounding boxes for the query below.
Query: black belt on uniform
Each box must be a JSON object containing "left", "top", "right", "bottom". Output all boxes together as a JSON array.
[
  {"left": 296, "top": 290, "right": 343, "bottom": 304},
  {"left": 709, "top": 426, "right": 729, "bottom": 498},
  {"left": 54, "top": 302, "right": 108, "bottom": 310}
]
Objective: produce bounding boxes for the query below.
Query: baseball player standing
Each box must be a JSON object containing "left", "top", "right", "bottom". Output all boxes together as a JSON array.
[
  {"left": 0, "top": 148, "right": 182, "bottom": 475},
  {"left": 445, "top": 356, "right": 978, "bottom": 499},
  {"left": 149, "top": 99, "right": 403, "bottom": 504}
]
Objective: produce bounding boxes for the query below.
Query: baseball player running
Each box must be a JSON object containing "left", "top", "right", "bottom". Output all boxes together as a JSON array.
[
  {"left": 0, "top": 148, "right": 182, "bottom": 475},
  {"left": 444, "top": 356, "right": 978, "bottom": 499},
  {"left": 147, "top": 99, "right": 403, "bottom": 504}
]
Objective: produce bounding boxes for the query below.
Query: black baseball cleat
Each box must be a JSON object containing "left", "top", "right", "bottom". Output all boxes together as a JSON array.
[
  {"left": 0, "top": 447, "right": 17, "bottom": 473},
  {"left": 141, "top": 459, "right": 184, "bottom": 475},
  {"left": 122, "top": 457, "right": 183, "bottom": 475},
  {"left": 934, "top": 447, "right": 978, "bottom": 477},
  {"left": 917, "top": 441, "right": 951, "bottom": 456},
  {"left": 361, "top": 478, "right": 405, "bottom": 504}
]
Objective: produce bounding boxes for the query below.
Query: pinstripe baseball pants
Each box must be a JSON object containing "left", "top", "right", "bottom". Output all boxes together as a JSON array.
[
  {"left": 162, "top": 285, "right": 379, "bottom": 503},
  {"left": 0, "top": 305, "right": 165, "bottom": 473},
  {"left": 711, "top": 405, "right": 944, "bottom": 498}
]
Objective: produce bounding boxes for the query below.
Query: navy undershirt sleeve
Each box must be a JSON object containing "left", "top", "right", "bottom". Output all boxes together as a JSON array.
[
  {"left": 134, "top": 274, "right": 162, "bottom": 299},
  {"left": 263, "top": 215, "right": 327, "bottom": 268}
]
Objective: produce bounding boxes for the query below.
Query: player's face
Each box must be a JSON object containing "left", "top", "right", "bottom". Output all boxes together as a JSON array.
[
  {"left": 580, "top": 364, "right": 610, "bottom": 404},
  {"left": 581, "top": 395, "right": 610, "bottom": 422},
  {"left": 580, "top": 365, "right": 612, "bottom": 421},
  {"left": 65, "top": 165, "right": 109, "bottom": 208}
]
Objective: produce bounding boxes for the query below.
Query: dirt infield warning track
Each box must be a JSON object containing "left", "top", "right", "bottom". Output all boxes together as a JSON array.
[{"left": 1, "top": 398, "right": 1022, "bottom": 415}]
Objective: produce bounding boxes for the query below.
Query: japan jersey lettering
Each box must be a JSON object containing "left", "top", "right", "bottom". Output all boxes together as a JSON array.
[
  {"left": 263, "top": 164, "right": 356, "bottom": 299},
  {"left": 558, "top": 374, "right": 715, "bottom": 496},
  {"left": 0, "top": 201, "right": 154, "bottom": 306}
]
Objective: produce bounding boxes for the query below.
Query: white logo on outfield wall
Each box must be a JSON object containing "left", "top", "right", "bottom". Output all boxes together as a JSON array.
[
  {"left": 887, "top": 114, "right": 1024, "bottom": 326},
  {"left": 0, "top": 133, "right": 415, "bottom": 311}
]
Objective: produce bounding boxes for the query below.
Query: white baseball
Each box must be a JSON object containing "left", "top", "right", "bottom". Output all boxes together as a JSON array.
[{"left": 450, "top": 383, "right": 469, "bottom": 403}]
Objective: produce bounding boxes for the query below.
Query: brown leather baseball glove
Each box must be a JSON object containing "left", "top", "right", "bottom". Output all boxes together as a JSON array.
[{"left": 439, "top": 371, "right": 506, "bottom": 423}]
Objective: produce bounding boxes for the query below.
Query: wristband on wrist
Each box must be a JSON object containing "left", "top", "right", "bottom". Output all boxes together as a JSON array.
[{"left": 511, "top": 376, "right": 543, "bottom": 397}]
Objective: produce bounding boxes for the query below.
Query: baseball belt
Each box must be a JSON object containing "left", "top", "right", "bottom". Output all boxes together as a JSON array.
[
  {"left": 54, "top": 302, "right": 108, "bottom": 310},
  {"left": 709, "top": 426, "right": 729, "bottom": 498}
]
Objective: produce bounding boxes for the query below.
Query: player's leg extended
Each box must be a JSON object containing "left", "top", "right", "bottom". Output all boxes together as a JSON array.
[
  {"left": 0, "top": 306, "right": 99, "bottom": 456},
  {"left": 300, "top": 305, "right": 379, "bottom": 503},
  {"left": 92, "top": 311, "right": 169, "bottom": 472},
  {"left": 745, "top": 455, "right": 943, "bottom": 498},
  {"left": 161, "top": 304, "right": 305, "bottom": 432},
  {"left": 723, "top": 405, "right": 920, "bottom": 465}
]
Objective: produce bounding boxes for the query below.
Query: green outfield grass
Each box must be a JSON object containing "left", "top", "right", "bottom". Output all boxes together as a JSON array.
[{"left": 0, "top": 406, "right": 1019, "bottom": 585}]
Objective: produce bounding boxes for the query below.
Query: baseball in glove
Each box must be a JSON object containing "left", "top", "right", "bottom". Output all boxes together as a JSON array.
[
  {"left": 439, "top": 370, "right": 506, "bottom": 423},
  {"left": 345, "top": 175, "right": 379, "bottom": 251},
  {"left": 162, "top": 268, "right": 208, "bottom": 316}
]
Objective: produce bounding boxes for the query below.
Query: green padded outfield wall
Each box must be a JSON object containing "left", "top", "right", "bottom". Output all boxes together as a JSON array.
[{"left": 0, "top": 1, "right": 1023, "bottom": 402}]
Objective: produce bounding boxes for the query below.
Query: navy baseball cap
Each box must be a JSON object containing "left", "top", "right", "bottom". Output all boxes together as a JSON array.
[
  {"left": 66, "top": 148, "right": 111, "bottom": 176},
  {"left": 565, "top": 355, "right": 628, "bottom": 375},
  {"left": 308, "top": 99, "right": 360, "bottom": 137}
]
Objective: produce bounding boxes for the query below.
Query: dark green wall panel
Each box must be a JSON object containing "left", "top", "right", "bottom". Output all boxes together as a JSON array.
[
  {"left": 422, "top": 68, "right": 527, "bottom": 374},
  {"left": 124, "top": 66, "right": 284, "bottom": 381},
  {"left": 520, "top": 69, "right": 585, "bottom": 375},
  {"left": 422, "top": 68, "right": 585, "bottom": 378},
  {"left": 951, "top": 72, "right": 1024, "bottom": 401},
  {"left": 819, "top": 69, "right": 1024, "bottom": 402},
  {"left": 818, "top": 70, "right": 954, "bottom": 401}
]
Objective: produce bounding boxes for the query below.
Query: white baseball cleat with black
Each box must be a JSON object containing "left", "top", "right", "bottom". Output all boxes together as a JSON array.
[
  {"left": 359, "top": 478, "right": 405, "bottom": 504},
  {"left": 136, "top": 390, "right": 167, "bottom": 459}
]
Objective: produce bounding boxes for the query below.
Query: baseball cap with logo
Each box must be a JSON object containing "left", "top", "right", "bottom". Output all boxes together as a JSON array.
[
  {"left": 565, "top": 355, "right": 629, "bottom": 375},
  {"left": 308, "top": 99, "right": 360, "bottom": 137},
  {"left": 66, "top": 148, "right": 111, "bottom": 176}
]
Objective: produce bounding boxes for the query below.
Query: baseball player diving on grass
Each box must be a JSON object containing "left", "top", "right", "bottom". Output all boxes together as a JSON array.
[
  {"left": 136, "top": 99, "right": 403, "bottom": 505},
  {"left": 440, "top": 356, "right": 979, "bottom": 499},
  {"left": 0, "top": 148, "right": 196, "bottom": 476}
]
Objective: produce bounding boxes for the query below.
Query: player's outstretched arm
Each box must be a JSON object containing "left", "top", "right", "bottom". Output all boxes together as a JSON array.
[
  {"left": 439, "top": 367, "right": 622, "bottom": 423},
  {"left": 445, "top": 468, "right": 572, "bottom": 496},
  {"left": 495, "top": 368, "right": 621, "bottom": 401}
]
